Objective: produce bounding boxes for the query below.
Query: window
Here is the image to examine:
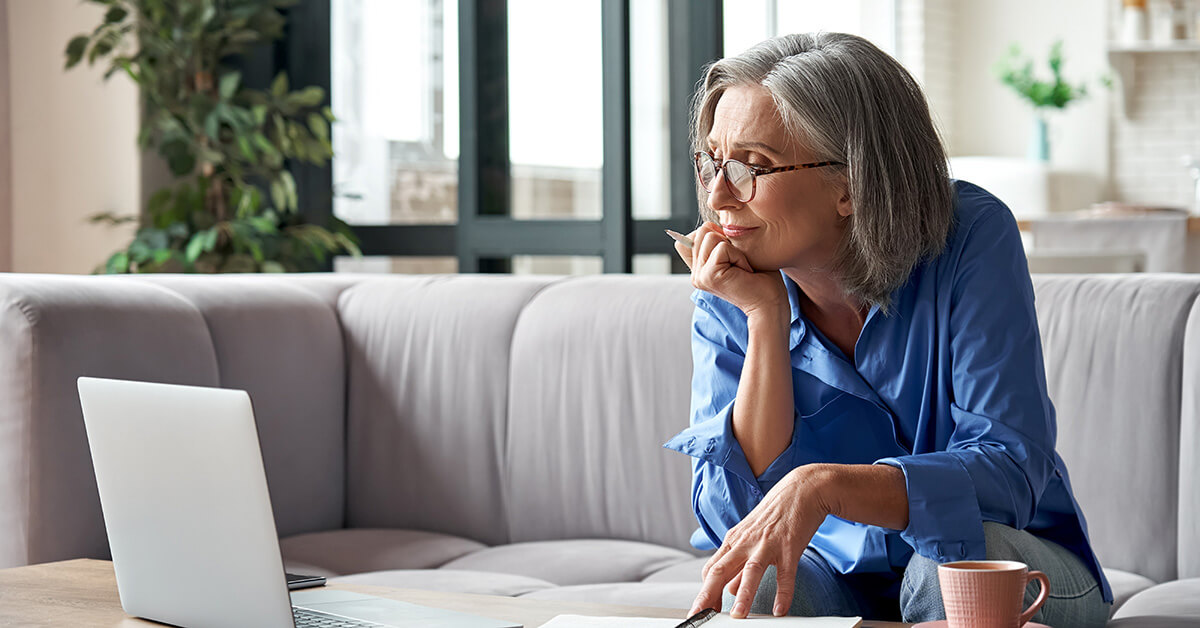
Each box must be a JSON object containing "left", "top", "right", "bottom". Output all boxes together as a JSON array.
[
  {"left": 724, "top": 0, "right": 897, "bottom": 57},
  {"left": 269, "top": 0, "right": 723, "bottom": 275},
  {"left": 331, "top": 0, "right": 459, "bottom": 226},
  {"left": 507, "top": 0, "right": 603, "bottom": 221}
]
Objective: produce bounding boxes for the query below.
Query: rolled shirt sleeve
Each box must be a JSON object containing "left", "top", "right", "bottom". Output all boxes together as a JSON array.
[
  {"left": 663, "top": 292, "right": 801, "bottom": 550},
  {"left": 876, "top": 206, "right": 1058, "bottom": 563}
]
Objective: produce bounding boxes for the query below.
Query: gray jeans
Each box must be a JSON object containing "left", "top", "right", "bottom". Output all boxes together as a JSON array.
[{"left": 722, "top": 523, "right": 1111, "bottom": 627}]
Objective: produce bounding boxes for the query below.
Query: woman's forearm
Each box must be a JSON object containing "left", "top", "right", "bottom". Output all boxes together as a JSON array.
[
  {"left": 732, "top": 308, "right": 795, "bottom": 477},
  {"left": 808, "top": 463, "right": 909, "bottom": 531}
]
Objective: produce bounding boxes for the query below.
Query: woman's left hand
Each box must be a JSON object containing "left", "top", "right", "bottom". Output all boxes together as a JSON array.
[{"left": 689, "top": 465, "right": 835, "bottom": 618}]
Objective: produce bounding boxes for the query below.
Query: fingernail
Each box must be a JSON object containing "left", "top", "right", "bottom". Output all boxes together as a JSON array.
[
  {"left": 732, "top": 603, "right": 746, "bottom": 617},
  {"left": 774, "top": 604, "right": 786, "bottom": 616}
]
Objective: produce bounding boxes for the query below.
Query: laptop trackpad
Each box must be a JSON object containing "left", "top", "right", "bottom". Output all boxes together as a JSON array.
[{"left": 292, "top": 590, "right": 521, "bottom": 628}]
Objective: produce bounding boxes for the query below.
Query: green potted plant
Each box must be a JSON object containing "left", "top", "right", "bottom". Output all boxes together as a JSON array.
[
  {"left": 66, "top": 0, "right": 360, "bottom": 273},
  {"left": 993, "top": 40, "right": 1106, "bottom": 163}
]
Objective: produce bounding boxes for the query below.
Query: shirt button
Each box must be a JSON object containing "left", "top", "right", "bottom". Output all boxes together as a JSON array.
[
  {"left": 960, "top": 542, "right": 968, "bottom": 555},
  {"left": 704, "top": 439, "right": 716, "bottom": 453},
  {"left": 1055, "top": 468, "right": 1063, "bottom": 478},
  {"left": 686, "top": 437, "right": 696, "bottom": 448}
]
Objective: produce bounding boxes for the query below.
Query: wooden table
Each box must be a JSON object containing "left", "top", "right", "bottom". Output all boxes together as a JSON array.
[{"left": 0, "top": 559, "right": 908, "bottom": 627}]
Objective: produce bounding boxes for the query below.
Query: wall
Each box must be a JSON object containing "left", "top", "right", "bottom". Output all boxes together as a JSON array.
[
  {"left": 897, "top": 0, "right": 956, "bottom": 153},
  {"left": 949, "top": 0, "right": 1111, "bottom": 206},
  {"left": 6, "top": 0, "right": 139, "bottom": 274},
  {"left": 0, "top": 1, "right": 9, "bottom": 272},
  {"left": 1111, "top": 51, "right": 1200, "bottom": 208}
]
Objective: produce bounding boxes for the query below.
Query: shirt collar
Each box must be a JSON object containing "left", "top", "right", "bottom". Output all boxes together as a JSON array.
[{"left": 782, "top": 270, "right": 802, "bottom": 325}]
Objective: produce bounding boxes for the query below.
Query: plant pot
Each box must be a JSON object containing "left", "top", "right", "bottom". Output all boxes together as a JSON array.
[{"left": 1028, "top": 114, "right": 1050, "bottom": 162}]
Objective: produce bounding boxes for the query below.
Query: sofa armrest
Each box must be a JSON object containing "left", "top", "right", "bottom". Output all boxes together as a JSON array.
[{"left": 0, "top": 275, "right": 219, "bottom": 568}]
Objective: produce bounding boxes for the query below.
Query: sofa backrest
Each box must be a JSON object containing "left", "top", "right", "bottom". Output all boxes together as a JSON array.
[
  {"left": 131, "top": 276, "right": 351, "bottom": 540},
  {"left": 338, "top": 275, "right": 559, "bottom": 547},
  {"left": 1032, "top": 274, "right": 1200, "bottom": 583},
  {"left": 504, "top": 276, "right": 698, "bottom": 553}
]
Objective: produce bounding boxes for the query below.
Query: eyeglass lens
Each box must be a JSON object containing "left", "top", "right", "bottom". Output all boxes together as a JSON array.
[{"left": 696, "top": 153, "right": 754, "bottom": 201}]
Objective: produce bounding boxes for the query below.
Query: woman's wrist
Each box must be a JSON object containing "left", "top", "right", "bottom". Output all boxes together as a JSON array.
[
  {"left": 744, "top": 297, "right": 790, "bottom": 335},
  {"left": 793, "top": 463, "right": 841, "bottom": 518}
]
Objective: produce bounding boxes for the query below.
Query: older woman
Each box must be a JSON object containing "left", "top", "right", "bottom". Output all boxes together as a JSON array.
[{"left": 663, "top": 33, "right": 1112, "bottom": 626}]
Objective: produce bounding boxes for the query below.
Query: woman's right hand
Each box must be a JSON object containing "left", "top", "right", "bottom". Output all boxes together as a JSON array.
[{"left": 674, "top": 222, "right": 787, "bottom": 319}]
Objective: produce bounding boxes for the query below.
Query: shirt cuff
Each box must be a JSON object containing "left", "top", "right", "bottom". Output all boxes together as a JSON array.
[
  {"left": 875, "top": 452, "right": 987, "bottom": 563},
  {"left": 663, "top": 402, "right": 798, "bottom": 495}
]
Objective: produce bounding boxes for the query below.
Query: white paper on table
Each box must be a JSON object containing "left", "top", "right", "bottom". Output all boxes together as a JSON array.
[{"left": 539, "top": 614, "right": 861, "bottom": 628}]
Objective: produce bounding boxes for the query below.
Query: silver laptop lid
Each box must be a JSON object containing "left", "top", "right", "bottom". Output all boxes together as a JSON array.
[{"left": 78, "top": 377, "right": 294, "bottom": 628}]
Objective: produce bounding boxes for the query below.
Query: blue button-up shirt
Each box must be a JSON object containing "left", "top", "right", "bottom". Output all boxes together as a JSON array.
[{"left": 663, "top": 180, "right": 1112, "bottom": 603}]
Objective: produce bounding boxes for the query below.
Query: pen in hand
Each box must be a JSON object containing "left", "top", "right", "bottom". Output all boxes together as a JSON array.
[
  {"left": 665, "top": 229, "right": 694, "bottom": 250},
  {"left": 674, "top": 608, "right": 717, "bottom": 628}
]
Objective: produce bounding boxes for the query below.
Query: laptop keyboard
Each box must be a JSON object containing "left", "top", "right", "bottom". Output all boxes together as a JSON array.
[{"left": 293, "top": 606, "right": 389, "bottom": 628}]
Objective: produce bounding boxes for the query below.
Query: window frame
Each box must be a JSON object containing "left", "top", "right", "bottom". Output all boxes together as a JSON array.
[{"left": 256, "top": 0, "right": 721, "bottom": 273}]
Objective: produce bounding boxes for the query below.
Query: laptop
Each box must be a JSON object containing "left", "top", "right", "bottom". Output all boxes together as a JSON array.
[{"left": 77, "top": 376, "right": 522, "bottom": 628}]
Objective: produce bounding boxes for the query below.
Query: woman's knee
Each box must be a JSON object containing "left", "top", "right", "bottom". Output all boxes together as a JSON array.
[{"left": 899, "top": 550, "right": 944, "bottom": 622}]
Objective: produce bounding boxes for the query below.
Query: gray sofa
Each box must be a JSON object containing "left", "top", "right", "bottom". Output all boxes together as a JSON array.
[{"left": 0, "top": 272, "right": 1198, "bottom": 625}]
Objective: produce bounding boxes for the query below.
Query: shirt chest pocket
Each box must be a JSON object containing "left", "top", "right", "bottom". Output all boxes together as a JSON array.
[{"left": 792, "top": 392, "right": 909, "bottom": 466}]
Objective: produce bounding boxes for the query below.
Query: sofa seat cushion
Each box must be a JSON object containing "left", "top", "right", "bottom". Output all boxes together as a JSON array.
[
  {"left": 330, "top": 569, "right": 555, "bottom": 597},
  {"left": 279, "top": 528, "right": 486, "bottom": 575},
  {"left": 1104, "top": 568, "right": 1157, "bottom": 614},
  {"left": 1110, "top": 578, "right": 1200, "bottom": 624},
  {"left": 519, "top": 582, "right": 698, "bottom": 610},
  {"left": 642, "top": 557, "right": 708, "bottom": 583},
  {"left": 440, "top": 539, "right": 694, "bottom": 586}
]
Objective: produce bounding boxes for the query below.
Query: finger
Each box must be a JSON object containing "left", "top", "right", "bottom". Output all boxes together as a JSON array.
[
  {"left": 695, "top": 230, "right": 723, "bottom": 270},
  {"left": 731, "top": 556, "right": 769, "bottom": 619},
  {"left": 695, "top": 550, "right": 743, "bottom": 615},
  {"left": 689, "top": 225, "right": 716, "bottom": 271},
  {"left": 674, "top": 240, "right": 693, "bottom": 270},
  {"left": 709, "top": 241, "right": 753, "bottom": 275},
  {"left": 772, "top": 557, "right": 798, "bottom": 617},
  {"left": 725, "top": 572, "right": 743, "bottom": 597},
  {"left": 701, "top": 542, "right": 733, "bottom": 581},
  {"left": 721, "top": 240, "right": 755, "bottom": 273},
  {"left": 690, "top": 573, "right": 726, "bottom": 616}
]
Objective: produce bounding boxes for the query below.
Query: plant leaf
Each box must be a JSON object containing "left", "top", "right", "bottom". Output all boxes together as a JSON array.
[
  {"left": 289, "top": 86, "right": 325, "bottom": 108},
  {"left": 237, "top": 135, "right": 256, "bottom": 162},
  {"left": 65, "top": 35, "right": 90, "bottom": 69},
  {"left": 106, "top": 250, "right": 130, "bottom": 274},
  {"left": 103, "top": 6, "right": 127, "bottom": 24},
  {"left": 270, "top": 179, "right": 287, "bottom": 213},
  {"left": 280, "top": 170, "right": 298, "bottom": 211},
  {"left": 185, "top": 232, "right": 206, "bottom": 262},
  {"left": 270, "top": 72, "right": 289, "bottom": 98},
  {"left": 203, "top": 226, "right": 220, "bottom": 251},
  {"left": 307, "top": 112, "right": 328, "bottom": 142},
  {"left": 219, "top": 71, "right": 241, "bottom": 100}
]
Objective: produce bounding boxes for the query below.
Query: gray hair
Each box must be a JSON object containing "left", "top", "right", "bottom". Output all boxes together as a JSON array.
[{"left": 692, "top": 32, "right": 953, "bottom": 311}]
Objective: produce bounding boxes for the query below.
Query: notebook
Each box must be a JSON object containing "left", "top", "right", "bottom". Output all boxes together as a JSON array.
[{"left": 540, "top": 613, "right": 861, "bottom": 627}]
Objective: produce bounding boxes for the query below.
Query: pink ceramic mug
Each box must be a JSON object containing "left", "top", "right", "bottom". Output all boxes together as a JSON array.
[{"left": 937, "top": 560, "right": 1050, "bottom": 628}]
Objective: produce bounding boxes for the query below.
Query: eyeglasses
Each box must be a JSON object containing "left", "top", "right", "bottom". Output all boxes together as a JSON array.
[{"left": 693, "top": 151, "right": 844, "bottom": 202}]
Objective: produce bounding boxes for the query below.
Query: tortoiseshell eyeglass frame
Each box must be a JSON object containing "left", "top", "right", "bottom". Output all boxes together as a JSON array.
[{"left": 694, "top": 151, "right": 846, "bottom": 202}]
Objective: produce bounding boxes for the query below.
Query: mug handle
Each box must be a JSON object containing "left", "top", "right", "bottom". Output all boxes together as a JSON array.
[{"left": 1018, "top": 570, "right": 1051, "bottom": 627}]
